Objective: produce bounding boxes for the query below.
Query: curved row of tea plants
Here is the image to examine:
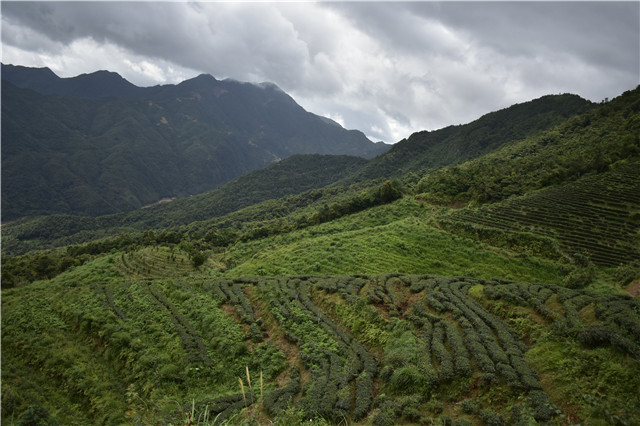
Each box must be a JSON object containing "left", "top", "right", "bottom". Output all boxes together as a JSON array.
[
  {"left": 3, "top": 273, "right": 640, "bottom": 424},
  {"left": 439, "top": 160, "right": 640, "bottom": 267}
]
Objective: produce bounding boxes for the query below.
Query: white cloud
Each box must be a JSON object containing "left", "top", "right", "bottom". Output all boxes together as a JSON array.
[
  {"left": 2, "top": 36, "right": 199, "bottom": 87},
  {"left": 325, "top": 112, "right": 345, "bottom": 128}
]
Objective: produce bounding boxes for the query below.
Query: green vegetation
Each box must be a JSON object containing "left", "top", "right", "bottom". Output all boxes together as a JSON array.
[
  {"left": 437, "top": 160, "right": 640, "bottom": 267},
  {"left": 416, "top": 87, "right": 640, "bottom": 206},
  {"left": 2, "top": 86, "right": 640, "bottom": 424},
  {"left": 341, "top": 93, "right": 594, "bottom": 184},
  {"left": 3, "top": 273, "right": 639, "bottom": 424}
]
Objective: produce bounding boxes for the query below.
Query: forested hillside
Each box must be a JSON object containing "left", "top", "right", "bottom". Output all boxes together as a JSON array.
[
  {"left": 1, "top": 154, "right": 370, "bottom": 256},
  {"left": 2, "top": 86, "right": 639, "bottom": 425},
  {"left": 339, "top": 94, "right": 595, "bottom": 183},
  {"left": 1, "top": 65, "right": 387, "bottom": 220}
]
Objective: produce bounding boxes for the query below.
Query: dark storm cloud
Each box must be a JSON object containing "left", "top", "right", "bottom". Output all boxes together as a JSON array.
[
  {"left": 1, "top": 2, "right": 309, "bottom": 83},
  {"left": 2, "top": 2, "right": 638, "bottom": 142},
  {"left": 425, "top": 2, "right": 638, "bottom": 73}
]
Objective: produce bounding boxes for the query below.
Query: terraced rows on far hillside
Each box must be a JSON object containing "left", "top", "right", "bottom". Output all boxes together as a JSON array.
[
  {"left": 440, "top": 162, "right": 640, "bottom": 266},
  {"left": 4, "top": 273, "right": 640, "bottom": 424},
  {"left": 114, "top": 246, "right": 204, "bottom": 279}
]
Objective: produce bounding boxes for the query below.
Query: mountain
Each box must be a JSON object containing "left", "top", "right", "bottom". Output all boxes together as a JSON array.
[
  {"left": 1, "top": 65, "right": 388, "bottom": 221},
  {"left": 4, "top": 86, "right": 638, "bottom": 261},
  {"left": 340, "top": 93, "right": 595, "bottom": 183},
  {"left": 1, "top": 63, "right": 145, "bottom": 98}
]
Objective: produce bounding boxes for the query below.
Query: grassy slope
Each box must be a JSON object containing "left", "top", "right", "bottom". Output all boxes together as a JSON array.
[{"left": 220, "top": 199, "right": 567, "bottom": 285}]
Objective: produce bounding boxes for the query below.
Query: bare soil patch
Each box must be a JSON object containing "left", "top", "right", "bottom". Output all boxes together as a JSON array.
[{"left": 625, "top": 279, "right": 640, "bottom": 298}]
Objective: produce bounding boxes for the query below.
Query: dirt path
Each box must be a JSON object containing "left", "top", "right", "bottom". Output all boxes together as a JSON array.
[{"left": 625, "top": 279, "right": 640, "bottom": 297}]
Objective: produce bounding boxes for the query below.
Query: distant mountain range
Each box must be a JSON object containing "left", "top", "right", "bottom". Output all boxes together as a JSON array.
[{"left": 1, "top": 64, "right": 388, "bottom": 220}]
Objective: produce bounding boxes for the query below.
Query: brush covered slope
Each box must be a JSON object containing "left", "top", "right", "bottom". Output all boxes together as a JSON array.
[
  {"left": 1, "top": 154, "right": 370, "bottom": 256},
  {"left": 1, "top": 65, "right": 387, "bottom": 220},
  {"left": 2, "top": 87, "right": 640, "bottom": 425}
]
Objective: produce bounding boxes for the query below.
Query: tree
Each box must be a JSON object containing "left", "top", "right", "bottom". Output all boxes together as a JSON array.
[
  {"left": 376, "top": 180, "right": 403, "bottom": 204},
  {"left": 191, "top": 251, "right": 207, "bottom": 268}
]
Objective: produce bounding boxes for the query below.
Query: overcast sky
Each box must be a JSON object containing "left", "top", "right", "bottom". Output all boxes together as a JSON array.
[{"left": 2, "top": 2, "right": 639, "bottom": 143}]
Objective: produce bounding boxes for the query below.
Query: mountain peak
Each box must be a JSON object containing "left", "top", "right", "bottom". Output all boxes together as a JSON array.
[{"left": 1, "top": 63, "right": 142, "bottom": 98}]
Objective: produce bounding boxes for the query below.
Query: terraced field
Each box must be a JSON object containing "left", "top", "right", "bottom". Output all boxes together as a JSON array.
[
  {"left": 439, "top": 161, "right": 640, "bottom": 266},
  {"left": 3, "top": 273, "right": 639, "bottom": 424},
  {"left": 114, "top": 246, "right": 209, "bottom": 279}
]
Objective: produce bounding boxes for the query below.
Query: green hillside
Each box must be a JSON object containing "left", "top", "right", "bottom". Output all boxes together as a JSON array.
[
  {"left": 1, "top": 154, "right": 370, "bottom": 257},
  {"left": 3, "top": 269, "right": 639, "bottom": 425},
  {"left": 2, "top": 86, "right": 640, "bottom": 425},
  {"left": 339, "top": 93, "right": 595, "bottom": 184},
  {"left": 437, "top": 161, "right": 640, "bottom": 267}
]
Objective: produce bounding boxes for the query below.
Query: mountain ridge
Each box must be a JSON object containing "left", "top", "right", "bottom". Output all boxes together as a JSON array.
[
  {"left": 338, "top": 93, "right": 595, "bottom": 184},
  {"left": 1, "top": 64, "right": 388, "bottom": 221},
  {"left": 1, "top": 63, "right": 145, "bottom": 98}
]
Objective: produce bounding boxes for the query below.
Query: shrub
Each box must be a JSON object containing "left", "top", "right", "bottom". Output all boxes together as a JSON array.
[
  {"left": 480, "top": 408, "right": 505, "bottom": 426},
  {"left": 249, "top": 341, "right": 286, "bottom": 380},
  {"left": 425, "top": 396, "right": 443, "bottom": 415},
  {"left": 190, "top": 251, "right": 207, "bottom": 268},
  {"left": 373, "top": 400, "right": 398, "bottom": 426},
  {"left": 563, "top": 265, "right": 596, "bottom": 289},
  {"left": 353, "top": 371, "right": 374, "bottom": 421},
  {"left": 402, "top": 406, "right": 426, "bottom": 423},
  {"left": 614, "top": 262, "right": 640, "bottom": 286},
  {"left": 159, "top": 363, "right": 181, "bottom": 381},
  {"left": 528, "top": 390, "right": 557, "bottom": 422},
  {"left": 16, "top": 405, "right": 51, "bottom": 426},
  {"left": 460, "top": 399, "right": 480, "bottom": 415},
  {"left": 389, "top": 366, "right": 425, "bottom": 394},
  {"left": 578, "top": 324, "right": 640, "bottom": 358}
]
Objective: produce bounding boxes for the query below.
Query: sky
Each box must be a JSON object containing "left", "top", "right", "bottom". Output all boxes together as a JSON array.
[{"left": 2, "top": 2, "right": 639, "bottom": 143}]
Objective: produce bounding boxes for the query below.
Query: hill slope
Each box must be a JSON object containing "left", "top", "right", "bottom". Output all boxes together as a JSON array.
[
  {"left": 4, "top": 88, "right": 635, "bottom": 260},
  {"left": 3, "top": 270, "right": 639, "bottom": 425},
  {"left": 341, "top": 94, "right": 595, "bottom": 183},
  {"left": 1, "top": 66, "right": 388, "bottom": 220},
  {"left": 1, "top": 154, "right": 369, "bottom": 256}
]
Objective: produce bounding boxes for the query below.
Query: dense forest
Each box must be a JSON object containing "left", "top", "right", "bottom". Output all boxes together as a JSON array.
[{"left": 2, "top": 85, "right": 639, "bottom": 425}]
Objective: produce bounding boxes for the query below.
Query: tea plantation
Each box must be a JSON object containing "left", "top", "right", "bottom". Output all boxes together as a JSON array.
[{"left": 3, "top": 271, "right": 640, "bottom": 424}]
